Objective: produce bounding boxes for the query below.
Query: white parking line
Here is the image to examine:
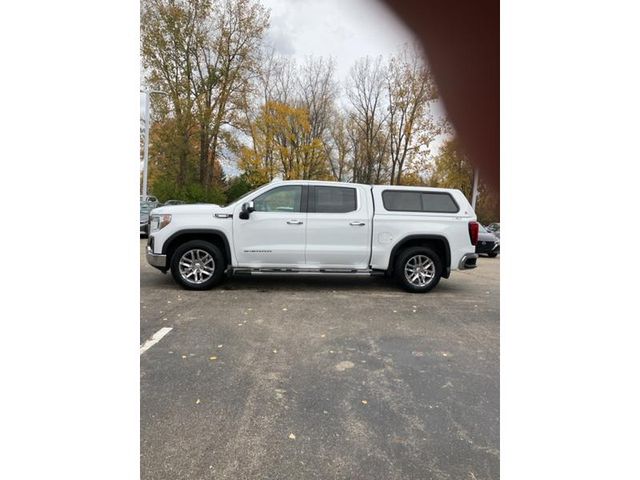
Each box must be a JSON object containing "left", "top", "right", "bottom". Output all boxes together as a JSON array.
[{"left": 140, "top": 327, "right": 173, "bottom": 355}]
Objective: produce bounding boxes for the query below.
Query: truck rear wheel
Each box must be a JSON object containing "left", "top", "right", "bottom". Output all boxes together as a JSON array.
[
  {"left": 394, "top": 246, "right": 443, "bottom": 293},
  {"left": 170, "top": 240, "right": 226, "bottom": 290}
]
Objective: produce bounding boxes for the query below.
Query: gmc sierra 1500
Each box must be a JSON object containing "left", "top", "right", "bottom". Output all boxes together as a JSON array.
[{"left": 146, "top": 180, "right": 479, "bottom": 293}]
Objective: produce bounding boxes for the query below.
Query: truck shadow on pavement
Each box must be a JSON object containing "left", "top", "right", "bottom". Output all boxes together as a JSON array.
[{"left": 141, "top": 269, "right": 467, "bottom": 295}]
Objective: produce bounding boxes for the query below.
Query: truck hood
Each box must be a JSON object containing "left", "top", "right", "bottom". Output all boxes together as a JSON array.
[{"left": 151, "top": 203, "right": 232, "bottom": 216}]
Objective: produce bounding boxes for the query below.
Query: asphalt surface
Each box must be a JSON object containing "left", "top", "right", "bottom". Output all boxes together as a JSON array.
[{"left": 140, "top": 239, "right": 499, "bottom": 480}]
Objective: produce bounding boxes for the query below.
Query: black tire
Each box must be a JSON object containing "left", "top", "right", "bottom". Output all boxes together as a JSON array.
[
  {"left": 170, "top": 240, "right": 226, "bottom": 290},
  {"left": 394, "top": 246, "right": 443, "bottom": 293},
  {"left": 488, "top": 252, "right": 498, "bottom": 258}
]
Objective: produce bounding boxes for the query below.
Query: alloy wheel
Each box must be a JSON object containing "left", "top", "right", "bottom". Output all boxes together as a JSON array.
[
  {"left": 178, "top": 249, "right": 215, "bottom": 284},
  {"left": 404, "top": 254, "right": 435, "bottom": 288}
]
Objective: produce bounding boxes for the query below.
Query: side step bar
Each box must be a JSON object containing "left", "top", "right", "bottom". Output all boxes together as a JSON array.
[{"left": 232, "top": 267, "right": 373, "bottom": 275}]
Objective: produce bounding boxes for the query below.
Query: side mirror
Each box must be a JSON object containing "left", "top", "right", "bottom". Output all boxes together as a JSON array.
[{"left": 239, "top": 201, "right": 255, "bottom": 220}]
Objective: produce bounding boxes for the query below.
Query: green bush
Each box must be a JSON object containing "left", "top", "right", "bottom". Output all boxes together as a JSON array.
[
  {"left": 151, "top": 178, "right": 227, "bottom": 205},
  {"left": 225, "top": 175, "right": 253, "bottom": 203}
]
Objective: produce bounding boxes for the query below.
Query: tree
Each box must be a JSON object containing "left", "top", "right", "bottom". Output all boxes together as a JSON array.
[
  {"left": 225, "top": 174, "right": 253, "bottom": 201},
  {"left": 430, "top": 138, "right": 473, "bottom": 196},
  {"left": 142, "top": 0, "right": 204, "bottom": 188},
  {"left": 386, "top": 45, "right": 439, "bottom": 185},
  {"left": 346, "top": 56, "right": 389, "bottom": 183},
  {"left": 192, "top": 0, "right": 269, "bottom": 190},
  {"left": 297, "top": 57, "right": 337, "bottom": 176},
  {"left": 430, "top": 138, "right": 499, "bottom": 223},
  {"left": 142, "top": 0, "right": 269, "bottom": 194},
  {"left": 238, "top": 101, "right": 330, "bottom": 184},
  {"left": 325, "top": 111, "right": 352, "bottom": 181}
]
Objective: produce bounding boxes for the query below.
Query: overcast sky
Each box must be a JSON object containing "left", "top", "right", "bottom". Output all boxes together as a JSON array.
[{"left": 261, "top": 0, "right": 417, "bottom": 82}]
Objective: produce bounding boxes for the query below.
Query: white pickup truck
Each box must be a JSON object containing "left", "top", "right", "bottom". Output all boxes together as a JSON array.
[{"left": 145, "top": 180, "right": 480, "bottom": 293}]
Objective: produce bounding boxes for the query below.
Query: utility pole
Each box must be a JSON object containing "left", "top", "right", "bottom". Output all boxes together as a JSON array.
[
  {"left": 141, "top": 88, "right": 151, "bottom": 199},
  {"left": 471, "top": 167, "right": 480, "bottom": 210},
  {"left": 140, "top": 88, "right": 167, "bottom": 199}
]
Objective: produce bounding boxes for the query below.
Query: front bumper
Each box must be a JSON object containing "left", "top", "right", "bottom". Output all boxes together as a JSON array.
[
  {"left": 458, "top": 253, "right": 478, "bottom": 269},
  {"left": 146, "top": 245, "right": 167, "bottom": 269}
]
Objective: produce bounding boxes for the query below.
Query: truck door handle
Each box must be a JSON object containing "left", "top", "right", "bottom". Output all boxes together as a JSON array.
[
  {"left": 349, "top": 221, "right": 366, "bottom": 226},
  {"left": 287, "top": 220, "right": 303, "bottom": 225}
]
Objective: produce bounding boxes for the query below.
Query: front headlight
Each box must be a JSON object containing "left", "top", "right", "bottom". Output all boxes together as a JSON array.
[{"left": 150, "top": 214, "right": 172, "bottom": 233}]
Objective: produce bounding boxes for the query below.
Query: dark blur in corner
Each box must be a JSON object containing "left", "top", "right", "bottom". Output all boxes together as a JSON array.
[{"left": 383, "top": 0, "right": 500, "bottom": 199}]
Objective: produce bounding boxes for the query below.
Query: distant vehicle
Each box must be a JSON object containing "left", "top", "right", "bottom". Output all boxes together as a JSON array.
[
  {"left": 162, "top": 200, "right": 185, "bottom": 206},
  {"left": 476, "top": 224, "right": 500, "bottom": 257},
  {"left": 140, "top": 195, "right": 160, "bottom": 207},
  {"left": 486, "top": 222, "right": 500, "bottom": 238},
  {"left": 140, "top": 201, "right": 154, "bottom": 236}
]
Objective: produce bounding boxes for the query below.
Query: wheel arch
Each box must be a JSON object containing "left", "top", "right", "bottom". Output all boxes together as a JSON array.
[
  {"left": 162, "top": 229, "right": 232, "bottom": 272},
  {"left": 387, "top": 235, "right": 451, "bottom": 278}
]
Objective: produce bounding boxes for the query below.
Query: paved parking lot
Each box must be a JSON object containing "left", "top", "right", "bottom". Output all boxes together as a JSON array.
[{"left": 140, "top": 240, "right": 499, "bottom": 480}]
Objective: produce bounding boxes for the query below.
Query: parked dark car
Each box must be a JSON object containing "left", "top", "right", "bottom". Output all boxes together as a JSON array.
[
  {"left": 486, "top": 222, "right": 500, "bottom": 238},
  {"left": 476, "top": 224, "right": 500, "bottom": 257},
  {"left": 140, "top": 201, "right": 154, "bottom": 236}
]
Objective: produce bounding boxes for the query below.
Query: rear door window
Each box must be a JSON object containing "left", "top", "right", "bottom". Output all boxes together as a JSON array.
[{"left": 312, "top": 186, "right": 357, "bottom": 213}]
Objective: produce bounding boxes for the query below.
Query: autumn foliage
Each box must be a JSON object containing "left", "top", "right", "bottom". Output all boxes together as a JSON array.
[{"left": 141, "top": 0, "right": 498, "bottom": 222}]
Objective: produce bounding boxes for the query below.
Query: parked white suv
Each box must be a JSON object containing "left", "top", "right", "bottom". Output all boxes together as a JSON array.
[{"left": 145, "top": 180, "right": 480, "bottom": 293}]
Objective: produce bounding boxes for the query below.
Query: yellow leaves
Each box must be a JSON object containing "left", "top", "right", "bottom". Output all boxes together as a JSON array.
[{"left": 240, "top": 100, "right": 330, "bottom": 182}]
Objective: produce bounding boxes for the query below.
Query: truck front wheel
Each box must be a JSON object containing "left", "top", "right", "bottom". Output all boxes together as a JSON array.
[
  {"left": 394, "top": 246, "right": 443, "bottom": 293},
  {"left": 170, "top": 240, "right": 226, "bottom": 290}
]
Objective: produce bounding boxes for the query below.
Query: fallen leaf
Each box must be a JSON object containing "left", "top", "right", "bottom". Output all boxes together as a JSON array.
[
  {"left": 335, "top": 361, "right": 354, "bottom": 371},
  {"left": 196, "top": 399, "right": 200, "bottom": 404},
  {"left": 217, "top": 345, "right": 223, "bottom": 348},
  {"left": 288, "top": 433, "right": 296, "bottom": 440},
  {"left": 273, "top": 349, "right": 278, "bottom": 353},
  {"left": 209, "top": 356, "right": 217, "bottom": 361},
  {"left": 181, "top": 355, "right": 187, "bottom": 359},
  {"left": 361, "top": 400, "right": 368, "bottom": 405},
  {"left": 282, "top": 308, "right": 288, "bottom": 311}
]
